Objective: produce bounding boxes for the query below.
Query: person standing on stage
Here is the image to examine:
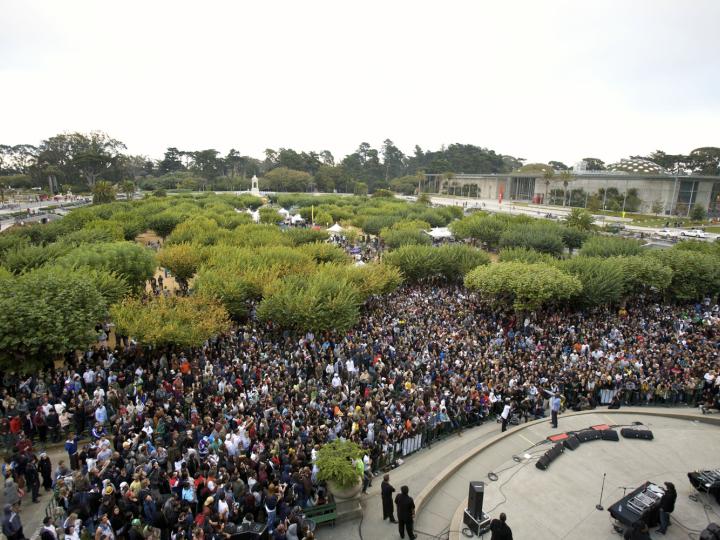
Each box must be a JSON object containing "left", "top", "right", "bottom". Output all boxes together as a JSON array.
[
  {"left": 657, "top": 481, "right": 677, "bottom": 534},
  {"left": 394, "top": 485, "right": 416, "bottom": 540},
  {"left": 548, "top": 392, "right": 561, "bottom": 429},
  {"left": 500, "top": 399, "right": 511, "bottom": 433},
  {"left": 381, "top": 474, "right": 397, "bottom": 523},
  {"left": 489, "top": 512, "right": 513, "bottom": 540}
]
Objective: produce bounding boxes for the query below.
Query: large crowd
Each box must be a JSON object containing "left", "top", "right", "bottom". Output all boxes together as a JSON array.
[{"left": 2, "top": 283, "right": 719, "bottom": 540}]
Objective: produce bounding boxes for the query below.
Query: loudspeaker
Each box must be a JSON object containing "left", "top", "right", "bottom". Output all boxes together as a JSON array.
[
  {"left": 699, "top": 522, "right": 720, "bottom": 540},
  {"left": 563, "top": 434, "right": 580, "bottom": 451},
  {"left": 601, "top": 429, "right": 619, "bottom": 441},
  {"left": 576, "top": 429, "right": 602, "bottom": 443},
  {"left": 468, "top": 481, "right": 485, "bottom": 518},
  {"left": 535, "top": 443, "right": 564, "bottom": 470},
  {"left": 621, "top": 427, "right": 654, "bottom": 440},
  {"left": 463, "top": 510, "right": 491, "bottom": 536}
]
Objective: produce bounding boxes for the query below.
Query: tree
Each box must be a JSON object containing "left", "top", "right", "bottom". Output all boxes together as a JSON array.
[
  {"left": 548, "top": 161, "right": 569, "bottom": 171},
  {"left": 92, "top": 181, "right": 116, "bottom": 204},
  {"left": 648, "top": 249, "right": 720, "bottom": 301},
  {"left": 340, "top": 263, "right": 403, "bottom": 298},
  {"left": 689, "top": 147, "right": 720, "bottom": 175},
  {"left": 166, "top": 217, "right": 226, "bottom": 246},
  {"left": 259, "top": 207, "right": 283, "bottom": 224},
  {"left": 56, "top": 241, "right": 155, "bottom": 291},
  {"left": 498, "top": 247, "right": 556, "bottom": 264},
  {"left": 435, "top": 244, "right": 491, "bottom": 281},
  {"left": 582, "top": 158, "right": 606, "bottom": 171},
  {"left": 380, "top": 228, "right": 432, "bottom": 249},
  {"left": 559, "top": 170, "right": 573, "bottom": 207},
  {"left": 70, "top": 132, "right": 127, "bottom": 188},
  {"left": 465, "top": 262, "right": 581, "bottom": 311},
  {"left": 257, "top": 271, "right": 362, "bottom": 333},
  {"left": 148, "top": 212, "right": 183, "bottom": 240},
  {"left": 381, "top": 139, "right": 406, "bottom": 181},
  {"left": 285, "top": 228, "right": 329, "bottom": 246},
  {"left": 560, "top": 227, "right": 589, "bottom": 253},
  {"left": 157, "top": 243, "right": 204, "bottom": 284},
  {"left": 563, "top": 208, "right": 594, "bottom": 231},
  {"left": 579, "top": 237, "right": 642, "bottom": 258},
  {"left": 619, "top": 255, "right": 672, "bottom": 296},
  {"left": 557, "top": 257, "right": 626, "bottom": 306},
  {"left": 263, "top": 167, "right": 313, "bottom": 192},
  {"left": 119, "top": 180, "right": 135, "bottom": 201},
  {"left": 690, "top": 204, "right": 707, "bottom": 221},
  {"left": 543, "top": 168, "right": 555, "bottom": 202},
  {"left": 298, "top": 242, "right": 348, "bottom": 264},
  {"left": 499, "top": 224, "right": 565, "bottom": 255},
  {"left": 450, "top": 214, "right": 506, "bottom": 249},
  {"left": 84, "top": 269, "right": 130, "bottom": 306},
  {"left": 0, "top": 266, "right": 107, "bottom": 369},
  {"left": 111, "top": 295, "right": 231, "bottom": 347},
  {"left": 353, "top": 182, "right": 368, "bottom": 196},
  {"left": 158, "top": 147, "right": 185, "bottom": 174}
]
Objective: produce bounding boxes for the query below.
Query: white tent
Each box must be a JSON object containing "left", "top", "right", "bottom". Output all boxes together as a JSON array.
[
  {"left": 327, "top": 223, "right": 344, "bottom": 233},
  {"left": 425, "top": 227, "right": 454, "bottom": 239},
  {"left": 290, "top": 214, "right": 305, "bottom": 224},
  {"left": 278, "top": 208, "right": 290, "bottom": 216}
]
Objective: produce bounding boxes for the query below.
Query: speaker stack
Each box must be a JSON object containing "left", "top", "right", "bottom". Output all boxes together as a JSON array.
[
  {"left": 621, "top": 427, "right": 654, "bottom": 440},
  {"left": 563, "top": 434, "right": 580, "bottom": 451},
  {"left": 463, "top": 481, "right": 491, "bottom": 535},
  {"left": 576, "top": 429, "right": 603, "bottom": 443},
  {"left": 536, "top": 443, "right": 564, "bottom": 470},
  {"left": 601, "top": 429, "right": 619, "bottom": 441}
]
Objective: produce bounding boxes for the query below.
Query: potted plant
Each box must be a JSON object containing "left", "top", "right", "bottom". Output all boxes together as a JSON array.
[{"left": 315, "top": 439, "right": 364, "bottom": 500}]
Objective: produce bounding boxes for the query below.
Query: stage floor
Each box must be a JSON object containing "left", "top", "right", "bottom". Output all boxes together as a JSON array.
[{"left": 421, "top": 412, "right": 719, "bottom": 539}]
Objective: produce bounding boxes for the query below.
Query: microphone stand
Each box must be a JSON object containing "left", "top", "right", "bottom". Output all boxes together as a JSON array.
[{"left": 596, "top": 473, "right": 607, "bottom": 511}]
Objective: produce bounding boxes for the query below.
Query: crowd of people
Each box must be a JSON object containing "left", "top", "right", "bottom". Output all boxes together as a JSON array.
[{"left": 2, "top": 283, "right": 719, "bottom": 540}]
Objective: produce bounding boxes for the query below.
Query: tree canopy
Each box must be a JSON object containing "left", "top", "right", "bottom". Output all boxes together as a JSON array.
[{"left": 0, "top": 266, "right": 108, "bottom": 369}]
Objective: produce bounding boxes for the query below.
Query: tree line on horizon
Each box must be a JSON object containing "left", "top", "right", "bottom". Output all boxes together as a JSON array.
[{"left": 1, "top": 132, "right": 718, "bottom": 196}]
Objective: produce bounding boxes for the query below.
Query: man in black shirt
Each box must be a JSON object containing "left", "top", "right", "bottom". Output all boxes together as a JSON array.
[
  {"left": 489, "top": 512, "right": 513, "bottom": 540},
  {"left": 657, "top": 481, "right": 676, "bottom": 534},
  {"left": 394, "top": 485, "right": 416, "bottom": 540},
  {"left": 381, "top": 474, "right": 397, "bottom": 523}
]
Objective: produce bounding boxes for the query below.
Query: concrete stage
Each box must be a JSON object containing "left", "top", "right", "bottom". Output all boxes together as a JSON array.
[{"left": 440, "top": 412, "right": 719, "bottom": 540}]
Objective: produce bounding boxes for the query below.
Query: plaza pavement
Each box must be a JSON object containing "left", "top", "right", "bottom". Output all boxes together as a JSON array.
[{"left": 320, "top": 407, "right": 720, "bottom": 540}]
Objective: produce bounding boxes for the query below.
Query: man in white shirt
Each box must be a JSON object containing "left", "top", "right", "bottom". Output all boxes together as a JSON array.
[{"left": 500, "top": 399, "right": 512, "bottom": 433}]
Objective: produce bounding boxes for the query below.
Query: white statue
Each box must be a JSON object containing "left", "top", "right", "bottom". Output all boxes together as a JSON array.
[{"left": 251, "top": 175, "right": 260, "bottom": 195}]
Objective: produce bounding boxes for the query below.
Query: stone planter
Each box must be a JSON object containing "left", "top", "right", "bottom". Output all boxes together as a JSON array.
[{"left": 328, "top": 479, "right": 362, "bottom": 501}]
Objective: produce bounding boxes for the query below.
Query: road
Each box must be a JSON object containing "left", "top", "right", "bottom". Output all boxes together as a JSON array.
[{"left": 427, "top": 195, "right": 720, "bottom": 242}]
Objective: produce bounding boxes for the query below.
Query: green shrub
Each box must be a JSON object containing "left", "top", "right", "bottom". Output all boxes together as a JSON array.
[{"left": 579, "top": 236, "right": 642, "bottom": 258}]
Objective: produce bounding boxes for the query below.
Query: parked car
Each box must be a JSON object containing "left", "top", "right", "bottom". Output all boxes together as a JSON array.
[
  {"left": 658, "top": 228, "right": 678, "bottom": 238},
  {"left": 680, "top": 229, "right": 708, "bottom": 238}
]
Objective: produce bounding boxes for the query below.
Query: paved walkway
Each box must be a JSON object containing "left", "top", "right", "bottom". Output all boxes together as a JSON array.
[{"left": 322, "top": 417, "right": 512, "bottom": 540}]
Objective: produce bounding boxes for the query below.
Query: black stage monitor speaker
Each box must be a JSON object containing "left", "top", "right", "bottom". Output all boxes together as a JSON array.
[
  {"left": 468, "top": 481, "right": 485, "bottom": 518},
  {"left": 463, "top": 509, "right": 491, "bottom": 536},
  {"left": 536, "top": 443, "right": 564, "bottom": 470},
  {"left": 563, "top": 434, "right": 580, "bottom": 451},
  {"left": 621, "top": 427, "right": 654, "bottom": 440},
  {"left": 576, "top": 429, "right": 602, "bottom": 443},
  {"left": 601, "top": 429, "right": 619, "bottom": 441}
]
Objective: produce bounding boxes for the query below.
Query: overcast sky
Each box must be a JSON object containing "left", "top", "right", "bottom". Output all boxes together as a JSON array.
[{"left": 1, "top": 0, "right": 718, "bottom": 166}]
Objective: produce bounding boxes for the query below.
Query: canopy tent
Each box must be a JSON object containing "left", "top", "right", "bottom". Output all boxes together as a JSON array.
[
  {"left": 424, "top": 227, "right": 454, "bottom": 239},
  {"left": 290, "top": 214, "right": 305, "bottom": 224},
  {"left": 278, "top": 208, "right": 290, "bottom": 216},
  {"left": 327, "top": 223, "right": 344, "bottom": 233},
  {"left": 247, "top": 209, "right": 260, "bottom": 223}
]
